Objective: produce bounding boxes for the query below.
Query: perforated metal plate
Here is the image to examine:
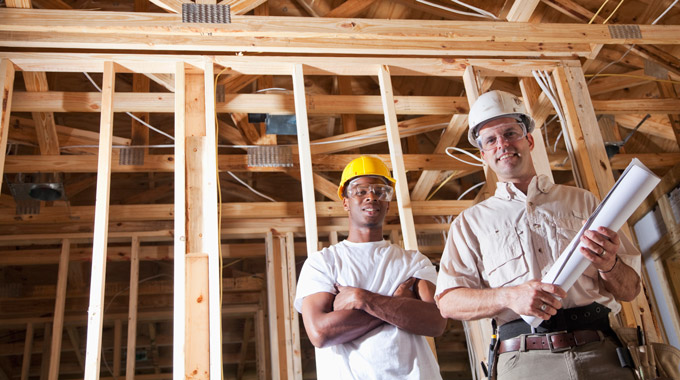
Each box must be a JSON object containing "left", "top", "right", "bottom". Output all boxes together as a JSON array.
[{"left": 182, "top": 3, "right": 231, "bottom": 24}]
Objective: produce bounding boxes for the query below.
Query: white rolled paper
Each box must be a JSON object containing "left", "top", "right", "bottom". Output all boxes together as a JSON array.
[{"left": 522, "top": 158, "right": 661, "bottom": 327}]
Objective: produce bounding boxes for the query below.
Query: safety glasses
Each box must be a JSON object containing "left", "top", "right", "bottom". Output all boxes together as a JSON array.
[
  {"left": 346, "top": 183, "right": 394, "bottom": 201},
  {"left": 476, "top": 122, "right": 527, "bottom": 152}
]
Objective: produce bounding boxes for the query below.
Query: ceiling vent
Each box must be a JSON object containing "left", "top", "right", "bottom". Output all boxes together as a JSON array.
[{"left": 7, "top": 173, "right": 67, "bottom": 215}]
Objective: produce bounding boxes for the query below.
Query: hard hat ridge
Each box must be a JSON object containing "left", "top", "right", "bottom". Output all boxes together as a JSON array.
[{"left": 467, "top": 90, "right": 535, "bottom": 148}]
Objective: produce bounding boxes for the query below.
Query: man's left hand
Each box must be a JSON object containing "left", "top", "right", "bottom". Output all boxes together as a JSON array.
[{"left": 580, "top": 226, "right": 620, "bottom": 272}]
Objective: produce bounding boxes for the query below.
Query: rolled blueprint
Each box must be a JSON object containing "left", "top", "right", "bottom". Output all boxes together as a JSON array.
[{"left": 522, "top": 158, "right": 661, "bottom": 327}]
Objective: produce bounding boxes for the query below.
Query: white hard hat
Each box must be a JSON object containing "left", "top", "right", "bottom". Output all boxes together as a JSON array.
[{"left": 467, "top": 90, "right": 535, "bottom": 148}]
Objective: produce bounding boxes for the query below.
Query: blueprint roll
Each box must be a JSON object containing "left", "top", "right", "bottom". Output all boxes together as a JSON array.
[{"left": 522, "top": 158, "right": 661, "bottom": 328}]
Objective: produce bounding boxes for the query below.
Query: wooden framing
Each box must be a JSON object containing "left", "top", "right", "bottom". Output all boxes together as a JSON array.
[
  {"left": 1, "top": 7, "right": 677, "bottom": 376},
  {"left": 83, "top": 61, "right": 116, "bottom": 380}
]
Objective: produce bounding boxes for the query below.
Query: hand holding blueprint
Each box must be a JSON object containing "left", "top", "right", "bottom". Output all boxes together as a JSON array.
[{"left": 522, "top": 158, "right": 661, "bottom": 327}]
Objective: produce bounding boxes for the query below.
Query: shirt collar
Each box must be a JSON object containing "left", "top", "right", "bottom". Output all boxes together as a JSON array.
[{"left": 494, "top": 174, "right": 555, "bottom": 200}]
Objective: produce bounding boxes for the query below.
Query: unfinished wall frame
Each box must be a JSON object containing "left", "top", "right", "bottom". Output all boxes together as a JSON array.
[{"left": 0, "top": 47, "right": 674, "bottom": 379}]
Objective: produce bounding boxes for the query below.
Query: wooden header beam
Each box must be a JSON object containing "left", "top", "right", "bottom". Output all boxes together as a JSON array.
[{"left": 2, "top": 9, "right": 678, "bottom": 57}]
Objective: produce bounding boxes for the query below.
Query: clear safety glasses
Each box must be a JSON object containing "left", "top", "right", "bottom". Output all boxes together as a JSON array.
[
  {"left": 346, "top": 183, "right": 394, "bottom": 202},
  {"left": 476, "top": 122, "right": 527, "bottom": 152}
]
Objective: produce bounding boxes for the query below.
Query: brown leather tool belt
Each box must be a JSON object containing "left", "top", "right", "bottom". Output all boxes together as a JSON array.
[{"left": 498, "top": 329, "right": 603, "bottom": 354}]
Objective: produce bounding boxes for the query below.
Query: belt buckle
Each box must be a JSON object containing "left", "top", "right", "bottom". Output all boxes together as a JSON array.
[{"left": 546, "top": 330, "right": 569, "bottom": 353}]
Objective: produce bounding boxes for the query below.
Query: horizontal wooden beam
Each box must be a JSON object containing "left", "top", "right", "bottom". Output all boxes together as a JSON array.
[
  {"left": 2, "top": 9, "right": 675, "bottom": 45},
  {"left": 4, "top": 153, "right": 678, "bottom": 173},
  {"left": 12, "top": 92, "right": 679, "bottom": 116},
  {"left": 0, "top": 244, "right": 308, "bottom": 265},
  {"left": 1, "top": 52, "right": 564, "bottom": 76},
  {"left": 19, "top": 9, "right": 680, "bottom": 56},
  {"left": 3, "top": 153, "right": 469, "bottom": 172},
  {"left": 10, "top": 92, "right": 466, "bottom": 115},
  {"left": 0, "top": 200, "right": 473, "bottom": 225}
]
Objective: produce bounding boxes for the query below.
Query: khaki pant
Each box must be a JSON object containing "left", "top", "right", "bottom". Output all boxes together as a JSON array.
[{"left": 495, "top": 335, "right": 636, "bottom": 379}]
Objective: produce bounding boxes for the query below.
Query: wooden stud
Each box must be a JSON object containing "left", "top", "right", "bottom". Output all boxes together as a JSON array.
[
  {"left": 113, "top": 319, "right": 122, "bottom": 378},
  {"left": 236, "top": 317, "right": 253, "bottom": 380},
  {"left": 285, "top": 232, "right": 303, "bottom": 380},
  {"left": 83, "top": 60, "right": 116, "bottom": 380},
  {"left": 265, "top": 232, "right": 281, "bottom": 380},
  {"left": 47, "top": 238, "right": 70, "bottom": 380},
  {"left": 173, "top": 61, "right": 187, "bottom": 380},
  {"left": 519, "top": 77, "right": 554, "bottom": 180},
  {"left": 254, "top": 308, "right": 266, "bottom": 380},
  {"left": 203, "top": 57, "right": 223, "bottom": 380},
  {"left": 40, "top": 323, "right": 52, "bottom": 380},
  {"left": 292, "top": 64, "right": 319, "bottom": 256},
  {"left": 506, "top": 0, "right": 541, "bottom": 21},
  {"left": 66, "top": 327, "right": 84, "bottom": 371},
  {"left": 377, "top": 65, "right": 417, "bottom": 250},
  {"left": 126, "top": 236, "right": 140, "bottom": 380},
  {"left": 278, "top": 237, "right": 295, "bottom": 380},
  {"left": 21, "top": 323, "right": 34, "bottom": 380},
  {"left": 0, "top": 59, "right": 15, "bottom": 192}
]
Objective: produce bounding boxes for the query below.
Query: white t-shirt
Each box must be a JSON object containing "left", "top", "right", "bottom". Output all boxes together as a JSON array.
[{"left": 294, "top": 239, "right": 442, "bottom": 380}]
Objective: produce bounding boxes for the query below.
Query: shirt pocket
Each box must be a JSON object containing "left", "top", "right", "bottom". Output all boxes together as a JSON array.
[{"left": 480, "top": 228, "right": 528, "bottom": 288}]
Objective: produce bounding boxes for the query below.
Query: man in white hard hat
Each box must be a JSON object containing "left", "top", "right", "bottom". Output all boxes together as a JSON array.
[
  {"left": 294, "top": 156, "right": 446, "bottom": 379},
  {"left": 435, "top": 90, "right": 641, "bottom": 379}
]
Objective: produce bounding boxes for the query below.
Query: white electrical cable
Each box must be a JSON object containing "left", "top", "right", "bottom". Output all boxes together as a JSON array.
[
  {"left": 651, "top": 0, "right": 678, "bottom": 25},
  {"left": 445, "top": 146, "right": 484, "bottom": 167},
  {"left": 450, "top": 0, "right": 498, "bottom": 19},
  {"left": 532, "top": 70, "right": 584, "bottom": 188},
  {"left": 457, "top": 181, "right": 485, "bottom": 200},
  {"left": 83, "top": 72, "right": 175, "bottom": 141},
  {"left": 226, "top": 171, "right": 277, "bottom": 202},
  {"left": 415, "top": 0, "right": 496, "bottom": 18}
]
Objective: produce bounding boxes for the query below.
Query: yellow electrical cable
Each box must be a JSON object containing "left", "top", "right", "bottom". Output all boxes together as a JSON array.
[
  {"left": 426, "top": 171, "right": 458, "bottom": 201},
  {"left": 584, "top": 73, "right": 680, "bottom": 85},
  {"left": 589, "top": 0, "right": 610, "bottom": 24},
  {"left": 603, "top": 0, "right": 625, "bottom": 24}
]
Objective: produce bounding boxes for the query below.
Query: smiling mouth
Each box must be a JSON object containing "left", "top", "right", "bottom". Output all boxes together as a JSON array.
[{"left": 496, "top": 152, "right": 520, "bottom": 162}]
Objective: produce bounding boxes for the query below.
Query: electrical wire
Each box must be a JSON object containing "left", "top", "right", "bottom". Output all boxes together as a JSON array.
[
  {"left": 449, "top": 0, "right": 498, "bottom": 19},
  {"left": 584, "top": 73, "right": 680, "bottom": 85},
  {"left": 532, "top": 69, "right": 584, "bottom": 188},
  {"left": 588, "top": 0, "right": 610, "bottom": 23},
  {"left": 83, "top": 72, "right": 175, "bottom": 141},
  {"left": 444, "top": 146, "right": 484, "bottom": 167},
  {"left": 415, "top": 0, "right": 497, "bottom": 19},
  {"left": 602, "top": 0, "right": 625, "bottom": 24},
  {"left": 226, "top": 171, "right": 277, "bottom": 202},
  {"left": 458, "top": 181, "right": 485, "bottom": 200},
  {"left": 586, "top": 0, "right": 678, "bottom": 83}
]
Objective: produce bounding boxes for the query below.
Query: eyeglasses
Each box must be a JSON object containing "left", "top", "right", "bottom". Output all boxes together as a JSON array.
[
  {"left": 346, "top": 183, "right": 394, "bottom": 201},
  {"left": 476, "top": 122, "right": 527, "bottom": 152}
]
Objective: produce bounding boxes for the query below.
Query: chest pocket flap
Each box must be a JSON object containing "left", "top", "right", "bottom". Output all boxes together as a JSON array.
[{"left": 480, "top": 227, "right": 529, "bottom": 288}]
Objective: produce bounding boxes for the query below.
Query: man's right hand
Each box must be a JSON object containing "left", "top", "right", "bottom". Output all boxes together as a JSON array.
[{"left": 503, "top": 280, "right": 567, "bottom": 320}]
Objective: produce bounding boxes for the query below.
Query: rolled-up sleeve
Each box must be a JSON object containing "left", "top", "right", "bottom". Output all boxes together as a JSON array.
[{"left": 435, "top": 212, "right": 483, "bottom": 303}]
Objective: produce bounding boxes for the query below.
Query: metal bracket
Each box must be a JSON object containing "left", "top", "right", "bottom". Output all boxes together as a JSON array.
[{"left": 182, "top": 3, "right": 231, "bottom": 24}]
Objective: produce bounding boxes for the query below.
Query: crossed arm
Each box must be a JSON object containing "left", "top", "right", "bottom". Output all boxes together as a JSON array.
[{"left": 301, "top": 278, "right": 447, "bottom": 348}]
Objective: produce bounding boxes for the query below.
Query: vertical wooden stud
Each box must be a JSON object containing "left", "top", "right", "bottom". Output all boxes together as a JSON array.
[
  {"left": 286, "top": 232, "right": 303, "bottom": 380},
  {"left": 126, "top": 236, "right": 140, "bottom": 379},
  {"left": 21, "top": 323, "right": 33, "bottom": 380},
  {"left": 173, "top": 61, "right": 187, "bottom": 380},
  {"left": 292, "top": 64, "right": 319, "bottom": 256},
  {"left": 265, "top": 232, "right": 281, "bottom": 380},
  {"left": 47, "top": 239, "right": 70, "bottom": 380},
  {"left": 0, "top": 59, "right": 16, "bottom": 191},
  {"left": 84, "top": 60, "right": 116, "bottom": 380},
  {"left": 377, "top": 65, "right": 417, "bottom": 249}
]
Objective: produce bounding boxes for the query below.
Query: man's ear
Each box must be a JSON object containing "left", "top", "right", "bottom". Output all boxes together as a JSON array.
[
  {"left": 342, "top": 197, "right": 350, "bottom": 211},
  {"left": 527, "top": 132, "right": 535, "bottom": 151}
]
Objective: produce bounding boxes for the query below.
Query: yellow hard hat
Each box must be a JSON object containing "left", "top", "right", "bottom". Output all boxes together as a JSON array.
[{"left": 337, "top": 156, "right": 396, "bottom": 200}]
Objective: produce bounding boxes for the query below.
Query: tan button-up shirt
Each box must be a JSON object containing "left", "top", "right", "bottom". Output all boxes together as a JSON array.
[{"left": 435, "top": 175, "right": 641, "bottom": 325}]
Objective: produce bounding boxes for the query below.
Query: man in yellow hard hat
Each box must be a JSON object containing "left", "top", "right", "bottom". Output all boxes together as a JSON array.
[{"left": 294, "top": 155, "right": 446, "bottom": 379}]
